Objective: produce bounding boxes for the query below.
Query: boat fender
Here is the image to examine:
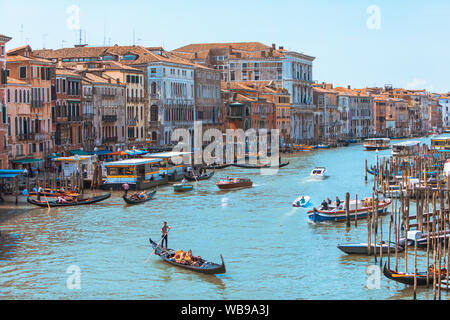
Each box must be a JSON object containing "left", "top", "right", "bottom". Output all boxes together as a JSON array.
[{"left": 407, "top": 230, "right": 422, "bottom": 241}]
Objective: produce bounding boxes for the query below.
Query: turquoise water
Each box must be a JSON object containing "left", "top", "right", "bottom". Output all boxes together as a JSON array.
[{"left": 0, "top": 136, "right": 448, "bottom": 300}]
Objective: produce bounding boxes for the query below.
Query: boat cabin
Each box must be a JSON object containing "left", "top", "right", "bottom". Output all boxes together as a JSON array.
[
  {"left": 391, "top": 141, "right": 421, "bottom": 156},
  {"left": 431, "top": 137, "right": 450, "bottom": 151},
  {"left": 363, "top": 138, "right": 390, "bottom": 150},
  {"left": 52, "top": 155, "right": 97, "bottom": 180},
  {"left": 103, "top": 158, "right": 166, "bottom": 190},
  {"left": 144, "top": 151, "right": 190, "bottom": 181}
]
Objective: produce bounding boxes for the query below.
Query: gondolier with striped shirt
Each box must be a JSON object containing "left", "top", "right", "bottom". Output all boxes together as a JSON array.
[{"left": 161, "top": 222, "right": 172, "bottom": 248}]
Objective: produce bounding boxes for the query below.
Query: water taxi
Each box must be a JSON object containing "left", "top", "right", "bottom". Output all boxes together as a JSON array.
[
  {"left": 216, "top": 177, "right": 253, "bottom": 190},
  {"left": 310, "top": 167, "right": 327, "bottom": 179},
  {"left": 102, "top": 158, "right": 167, "bottom": 190},
  {"left": 391, "top": 141, "right": 421, "bottom": 156},
  {"left": 431, "top": 137, "right": 450, "bottom": 151},
  {"left": 363, "top": 138, "right": 390, "bottom": 151},
  {"left": 144, "top": 151, "right": 190, "bottom": 181}
]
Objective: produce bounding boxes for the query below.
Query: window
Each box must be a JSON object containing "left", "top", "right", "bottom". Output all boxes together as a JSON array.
[{"left": 19, "top": 66, "right": 27, "bottom": 79}]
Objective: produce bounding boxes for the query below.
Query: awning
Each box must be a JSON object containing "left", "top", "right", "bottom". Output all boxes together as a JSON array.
[
  {"left": 70, "top": 149, "right": 92, "bottom": 156},
  {"left": 0, "top": 169, "right": 25, "bottom": 178},
  {"left": 47, "top": 153, "right": 62, "bottom": 159},
  {"left": 94, "top": 150, "right": 112, "bottom": 156},
  {"left": 12, "top": 158, "right": 43, "bottom": 164}
]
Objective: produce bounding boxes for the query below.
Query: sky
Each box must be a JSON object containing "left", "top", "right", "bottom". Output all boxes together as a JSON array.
[{"left": 1, "top": 0, "right": 449, "bottom": 93}]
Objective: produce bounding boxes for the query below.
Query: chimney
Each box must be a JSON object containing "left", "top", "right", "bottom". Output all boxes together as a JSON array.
[
  {"left": 272, "top": 43, "right": 276, "bottom": 49},
  {"left": 261, "top": 50, "right": 266, "bottom": 57},
  {"left": 194, "top": 52, "right": 198, "bottom": 59},
  {"left": 347, "top": 85, "right": 351, "bottom": 90},
  {"left": 108, "top": 78, "right": 111, "bottom": 83},
  {"left": 279, "top": 46, "right": 284, "bottom": 50},
  {"left": 227, "top": 82, "right": 230, "bottom": 90}
]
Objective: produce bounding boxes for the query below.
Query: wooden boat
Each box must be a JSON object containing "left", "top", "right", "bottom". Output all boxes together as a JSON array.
[
  {"left": 184, "top": 171, "right": 215, "bottom": 181},
  {"left": 383, "top": 263, "right": 447, "bottom": 286},
  {"left": 292, "top": 196, "right": 311, "bottom": 207},
  {"left": 232, "top": 161, "right": 289, "bottom": 169},
  {"left": 26, "top": 192, "right": 111, "bottom": 207},
  {"left": 204, "top": 163, "right": 231, "bottom": 170},
  {"left": 173, "top": 184, "right": 193, "bottom": 192},
  {"left": 149, "top": 238, "right": 226, "bottom": 275},
  {"left": 216, "top": 178, "right": 252, "bottom": 190},
  {"left": 122, "top": 190, "right": 156, "bottom": 205},
  {"left": 307, "top": 197, "right": 391, "bottom": 223},
  {"left": 314, "top": 144, "right": 330, "bottom": 149},
  {"left": 337, "top": 242, "right": 403, "bottom": 255}
]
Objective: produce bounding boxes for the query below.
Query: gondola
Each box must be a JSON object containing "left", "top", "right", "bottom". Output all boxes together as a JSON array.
[
  {"left": 149, "top": 238, "right": 226, "bottom": 275},
  {"left": 204, "top": 163, "right": 231, "bottom": 170},
  {"left": 184, "top": 171, "right": 215, "bottom": 181},
  {"left": 232, "top": 161, "right": 289, "bottom": 169},
  {"left": 383, "top": 263, "right": 446, "bottom": 286},
  {"left": 122, "top": 190, "right": 156, "bottom": 205},
  {"left": 27, "top": 192, "right": 111, "bottom": 207}
]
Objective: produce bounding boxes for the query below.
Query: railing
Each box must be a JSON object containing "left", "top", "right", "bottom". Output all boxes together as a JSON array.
[
  {"left": 17, "top": 133, "right": 35, "bottom": 141},
  {"left": 127, "top": 118, "right": 137, "bottom": 126},
  {"left": 68, "top": 115, "right": 83, "bottom": 122},
  {"left": 149, "top": 121, "right": 160, "bottom": 127},
  {"left": 102, "top": 115, "right": 118, "bottom": 122},
  {"left": 102, "top": 137, "right": 118, "bottom": 143},
  {"left": 102, "top": 94, "right": 115, "bottom": 100},
  {"left": 31, "top": 100, "right": 43, "bottom": 108},
  {"left": 83, "top": 113, "right": 94, "bottom": 119}
]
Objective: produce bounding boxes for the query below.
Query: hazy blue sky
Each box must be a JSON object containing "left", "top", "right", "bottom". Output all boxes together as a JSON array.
[{"left": 1, "top": 0, "right": 449, "bottom": 92}]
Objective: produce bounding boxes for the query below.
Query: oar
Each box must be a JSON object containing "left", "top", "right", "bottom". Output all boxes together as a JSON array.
[{"left": 145, "top": 229, "right": 170, "bottom": 263}]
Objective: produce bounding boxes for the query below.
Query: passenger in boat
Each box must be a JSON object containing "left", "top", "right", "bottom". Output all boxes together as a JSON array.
[
  {"left": 335, "top": 196, "right": 341, "bottom": 207},
  {"left": 161, "top": 221, "right": 172, "bottom": 248},
  {"left": 327, "top": 198, "right": 332, "bottom": 205},
  {"left": 139, "top": 192, "right": 147, "bottom": 200},
  {"left": 181, "top": 178, "right": 187, "bottom": 185},
  {"left": 321, "top": 200, "right": 329, "bottom": 210},
  {"left": 57, "top": 196, "right": 68, "bottom": 204}
]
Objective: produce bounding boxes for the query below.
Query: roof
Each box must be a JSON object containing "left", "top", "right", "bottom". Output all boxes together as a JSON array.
[
  {"left": 172, "top": 42, "right": 315, "bottom": 62},
  {"left": 144, "top": 151, "right": 192, "bottom": 159},
  {"left": 104, "top": 158, "right": 161, "bottom": 166}
]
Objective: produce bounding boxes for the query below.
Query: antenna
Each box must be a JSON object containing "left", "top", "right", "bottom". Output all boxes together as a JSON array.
[
  {"left": 62, "top": 40, "right": 66, "bottom": 48},
  {"left": 20, "top": 24, "right": 24, "bottom": 44},
  {"left": 42, "top": 33, "right": 48, "bottom": 49}
]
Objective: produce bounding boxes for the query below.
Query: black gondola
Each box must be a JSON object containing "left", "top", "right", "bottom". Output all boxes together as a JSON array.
[
  {"left": 204, "top": 164, "right": 231, "bottom": 170},
  {"left": 27, "top": 193, "right": 111, "bottom": 207},
  {"left": 149, "top": 238, "right": 226, "bottom": 275},
  {"left": 232, "top": 161, "right": 289, "bottom": 169},
  {"left": 383, "top": 263, "right": 446, "bottom": 286},
  {"left": 123, "top": 190, "right": 156, "bottom": 205},
  {"left": 184, "top": 171, "right": 215, "bottom": 181}
]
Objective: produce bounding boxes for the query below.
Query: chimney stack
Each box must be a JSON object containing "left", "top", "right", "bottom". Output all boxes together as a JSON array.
[
  {"left": 272, "top": 43, "right": 276, "bottom": 49},
  {"left": 279, "top": 46, "right": 284, "bottom": 50},
  {"left": 347, "top": 85, "right": 351, "bottom": 90}
]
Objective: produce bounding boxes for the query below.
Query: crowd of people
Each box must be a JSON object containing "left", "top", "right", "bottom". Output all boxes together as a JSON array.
[{"left": 169, "top": 249, "right": 203, "bottom": 267}]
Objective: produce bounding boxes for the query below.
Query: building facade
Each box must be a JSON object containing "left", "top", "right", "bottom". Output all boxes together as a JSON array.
[{"left": 0, "top": 34, "right": 12, "bottom": 169}]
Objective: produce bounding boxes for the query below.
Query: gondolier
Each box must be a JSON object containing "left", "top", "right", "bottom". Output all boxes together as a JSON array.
[{"left": 161, "top": 221, "right": 172, "bottom": 248}]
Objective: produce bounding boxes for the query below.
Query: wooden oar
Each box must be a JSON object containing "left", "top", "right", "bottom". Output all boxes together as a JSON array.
[{"left": 145, "top": 229, "right": 170, "bottom": 263}]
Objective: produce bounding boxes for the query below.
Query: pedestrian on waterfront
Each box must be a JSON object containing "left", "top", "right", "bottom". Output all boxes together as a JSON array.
[
  {"left": 23, "top": 168, "right": 28, "bottom": 177},
  {"left": 161, "top": 222, "right": 171, "bottom": 248}
]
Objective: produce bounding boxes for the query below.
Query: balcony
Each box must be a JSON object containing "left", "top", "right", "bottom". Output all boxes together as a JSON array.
[
  {"left": 102, "top": 137, "right": 118, "bottom": 143},
  {"left": 149, "top": 121, "right": 160, "bottom": 127},
  {"left": 17, "top": 133, "right": 35, "bottom": 141},
  {"left": 102, "top": 94, "right": 115, "bottom": 100},
  {"left": 83, "top": 113, "right": 94, "bottom": 119},
  {"left": 68, "top": 115, "right": 83, "bottom": 122},
  {"left": 127, "top": 118, "right": 137, "bottom": 126},
  {"left": 31, "top": 100, "right": 44, "bottom": 108},
  {"left": 102, "top": 115, "right": 118, "bottom": 122}
]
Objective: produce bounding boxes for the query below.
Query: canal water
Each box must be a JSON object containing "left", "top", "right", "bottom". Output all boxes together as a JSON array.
[{"left": 1, "top": 136, "right": 448, "bottom": 300}]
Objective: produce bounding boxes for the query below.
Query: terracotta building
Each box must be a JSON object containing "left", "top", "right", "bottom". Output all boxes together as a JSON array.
[
  {"left": 0, "top": 34, "right": 11, "bottom": 169},
  {"left": 6, "top": 45, "right": 54, "bottom": 168}
]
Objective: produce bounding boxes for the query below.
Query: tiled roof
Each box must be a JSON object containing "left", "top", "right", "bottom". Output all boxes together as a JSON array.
[
  {"left": 172, "top": 42, "right": 286, "bottom": 60},
  {"left": 56, "top": 67, "right": 82, "bottom": 78},
  {"left": 235, "top": 93, "right": 256, "bottom": 103}
]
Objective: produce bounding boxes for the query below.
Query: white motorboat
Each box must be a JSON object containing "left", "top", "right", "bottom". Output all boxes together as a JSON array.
[
  {"left": 292, "top": 195, "right": 311, "bottom": 207},
  {"left": 310, "top": 167, "right": 327, "bottom": 179}
]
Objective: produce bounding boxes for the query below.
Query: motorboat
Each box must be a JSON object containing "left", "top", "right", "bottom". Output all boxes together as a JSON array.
[
  {"left": 310, "top": 167, "right": 327, "bottom": 179},
  {"left": 292, "top": 196, "right": 311, "bottom": 207}
]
